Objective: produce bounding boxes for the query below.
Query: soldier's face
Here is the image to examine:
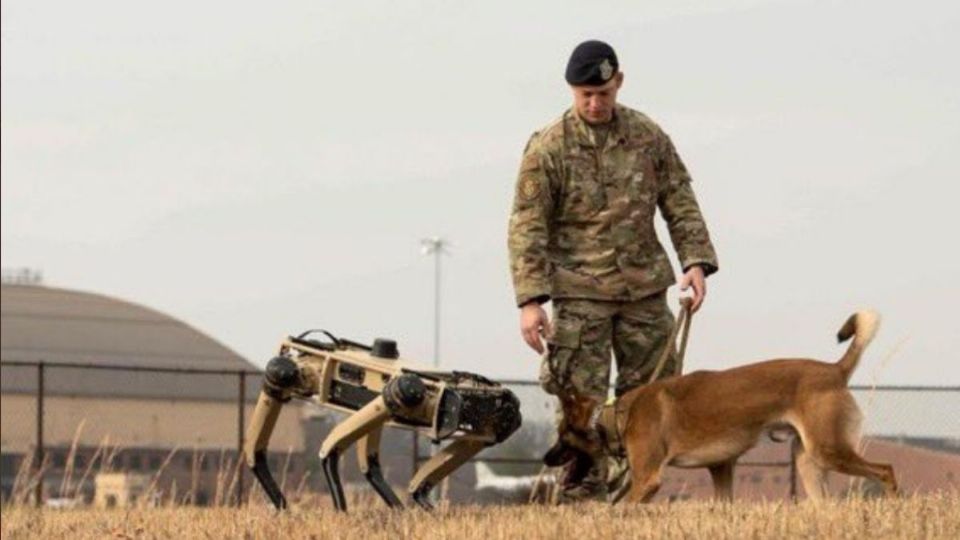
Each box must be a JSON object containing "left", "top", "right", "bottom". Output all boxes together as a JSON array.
[{"left": 571, "top": 72, "right": 623, "bottom": 125}]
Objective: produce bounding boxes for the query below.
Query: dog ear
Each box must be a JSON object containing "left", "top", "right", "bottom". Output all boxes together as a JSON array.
[
  {"left": 565, "top": 393, "right": 600, "bottom": 430},
  {"left": 543, "top": 440, "right": 578, "bottom": 467}
]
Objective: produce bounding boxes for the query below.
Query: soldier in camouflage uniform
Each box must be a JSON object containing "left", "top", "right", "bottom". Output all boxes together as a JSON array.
[{"left": 507, "top": 40, "right": 719, "bottom": 501}]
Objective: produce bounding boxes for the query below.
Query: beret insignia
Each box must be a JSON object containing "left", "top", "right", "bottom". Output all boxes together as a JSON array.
[{"left": 599, "top": 58, "right": 614, "bottom": 81}]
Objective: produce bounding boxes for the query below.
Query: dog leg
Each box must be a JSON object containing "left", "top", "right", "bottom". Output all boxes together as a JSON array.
[
  {"left": 800, "top": 393, "right": 897, "bottom": 497},
  {"left": 708, "top": 461, "right": 734, "bottom": 502},
  {"left": 625, "top": 469, "right": 662, "bottom": 503},
  {"left": 624, "top": 448, "right": 666, "bottom": 504},
  {"left": 826, "top": 449, "right": 898, "bottom": 496},
  {"left": 793, "top": 438, "right": 829, "bottom": 500}
]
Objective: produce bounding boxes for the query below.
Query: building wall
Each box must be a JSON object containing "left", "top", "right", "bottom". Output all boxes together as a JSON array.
[{"left": 0, "top": 393, "right": 304, "bottom": 453}]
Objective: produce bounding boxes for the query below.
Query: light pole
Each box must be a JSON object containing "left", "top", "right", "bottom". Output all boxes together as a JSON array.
[{"left": 420, "top": 237, "right": 449, "bottom": 368}]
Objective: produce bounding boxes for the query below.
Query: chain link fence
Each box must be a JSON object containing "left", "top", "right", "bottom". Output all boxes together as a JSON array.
[{"left": 3, "top": 361, "right": 957, "bottom": 506}]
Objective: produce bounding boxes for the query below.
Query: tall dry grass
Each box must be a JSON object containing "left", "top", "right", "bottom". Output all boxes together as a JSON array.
[
  {"left": 6, "top": 435, "right": 265, "bottom": 508},
  {"left": 1, "top": 493, "right": 958, "bottom": 539}
]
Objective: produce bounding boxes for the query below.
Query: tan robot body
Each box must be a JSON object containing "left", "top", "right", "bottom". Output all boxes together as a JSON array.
[{"left": 244, "top": 331, "right": 521, "bottom": 511}]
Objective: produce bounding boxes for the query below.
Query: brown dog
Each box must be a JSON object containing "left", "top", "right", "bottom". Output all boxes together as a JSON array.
[{"left": 543, "top": 310, "right": 898, "bottom": 502}]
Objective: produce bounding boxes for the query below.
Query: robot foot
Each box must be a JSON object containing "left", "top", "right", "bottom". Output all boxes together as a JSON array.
[
  {"left": 411, "top": 483, "right": 435, "bottom": 511},
  {"left": 363, "top": 456, "right": 403, "bottom": 508},
  {"left": 321, "top": 450, "right": 347, "bottom": 511}
]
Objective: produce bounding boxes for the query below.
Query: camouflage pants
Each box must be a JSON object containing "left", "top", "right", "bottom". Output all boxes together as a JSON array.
[{"left": 539, "top": 291, "right": 679, "bottom": 400}]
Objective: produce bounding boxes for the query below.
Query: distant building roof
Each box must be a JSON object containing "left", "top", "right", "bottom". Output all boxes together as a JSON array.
[{"left": 1, "top": 284, "right": 261, "bottom": 401}]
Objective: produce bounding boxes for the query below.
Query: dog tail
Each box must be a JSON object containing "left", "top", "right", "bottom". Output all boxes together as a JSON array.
[{"left": 835, "top": 310, "right": 881, "bottom": 382}]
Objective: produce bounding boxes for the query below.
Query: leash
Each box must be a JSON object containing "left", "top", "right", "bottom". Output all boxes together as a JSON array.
[{"left": 646, "top": 296, "right": 695, "bottom": 384}]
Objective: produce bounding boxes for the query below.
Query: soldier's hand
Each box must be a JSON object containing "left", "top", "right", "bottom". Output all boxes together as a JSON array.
[
  {"left": 520, "top": 303, "right": 551, "bottom": 354},
  {"left": 679, "top": 265, "right": 707, "bottom": 313}
]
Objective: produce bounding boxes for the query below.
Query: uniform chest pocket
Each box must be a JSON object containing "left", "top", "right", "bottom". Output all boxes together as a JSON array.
[
  {"left": 623, "top": 149, "right": 658, "bottom": 206},
  {"left": 560, "top": 154, "right": 606, "bottom": 218}
]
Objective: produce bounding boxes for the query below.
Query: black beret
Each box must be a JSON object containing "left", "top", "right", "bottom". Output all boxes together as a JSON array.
[{"left": 565, "top": 40, "right": 619, "bottom": 86}]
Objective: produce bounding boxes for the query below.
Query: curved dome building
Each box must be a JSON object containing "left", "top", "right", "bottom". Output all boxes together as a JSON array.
[
  {"left": 2, "top": 283, "right": 250, "bottom": 367},
  {"left": 0, "top": 283, "right": 305, "bottom": 505}
]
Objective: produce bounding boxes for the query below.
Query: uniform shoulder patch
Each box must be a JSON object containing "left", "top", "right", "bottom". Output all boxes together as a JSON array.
[{"left": 519, "top": 175, "right": 542, "bottom": 201}]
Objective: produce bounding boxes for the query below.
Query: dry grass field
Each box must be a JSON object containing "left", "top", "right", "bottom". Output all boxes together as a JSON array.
[{"left": 2, "top": 493, "right": 959, "bottom": 539}]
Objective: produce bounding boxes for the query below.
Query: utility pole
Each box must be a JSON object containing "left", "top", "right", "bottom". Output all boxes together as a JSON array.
[{"left": 419, "top": 237, "right": 449, "bottom": 368}]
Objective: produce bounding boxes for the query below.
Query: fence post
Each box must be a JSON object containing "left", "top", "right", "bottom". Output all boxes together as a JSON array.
[
  {"left": 237, "top": 371, "right": 246, "bottom": 506},
  {"left": 35, "top": 362, "right": 45, "bottom": 507}
]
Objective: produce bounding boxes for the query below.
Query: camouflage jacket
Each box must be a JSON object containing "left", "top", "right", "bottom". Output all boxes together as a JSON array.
[{"left": 508, "top": 104, "right": 718, "bottom": 307}]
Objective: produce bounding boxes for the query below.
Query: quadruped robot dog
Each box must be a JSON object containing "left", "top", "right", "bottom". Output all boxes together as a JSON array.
[{"left": 243, "top": 330, "right": 522, "bottom": 511}]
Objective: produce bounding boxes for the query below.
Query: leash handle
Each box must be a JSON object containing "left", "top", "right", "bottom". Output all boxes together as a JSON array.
[
  {"left": 675, "top": 297, "right": 694, "bottom": 375},
  {"left": 646, "top": 297, "right": 694, "bottom": 384}
]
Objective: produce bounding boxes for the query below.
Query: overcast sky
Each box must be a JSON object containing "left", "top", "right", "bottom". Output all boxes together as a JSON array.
[{"left": 3, "top": 0, "right": 958, "bottom": 386}]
